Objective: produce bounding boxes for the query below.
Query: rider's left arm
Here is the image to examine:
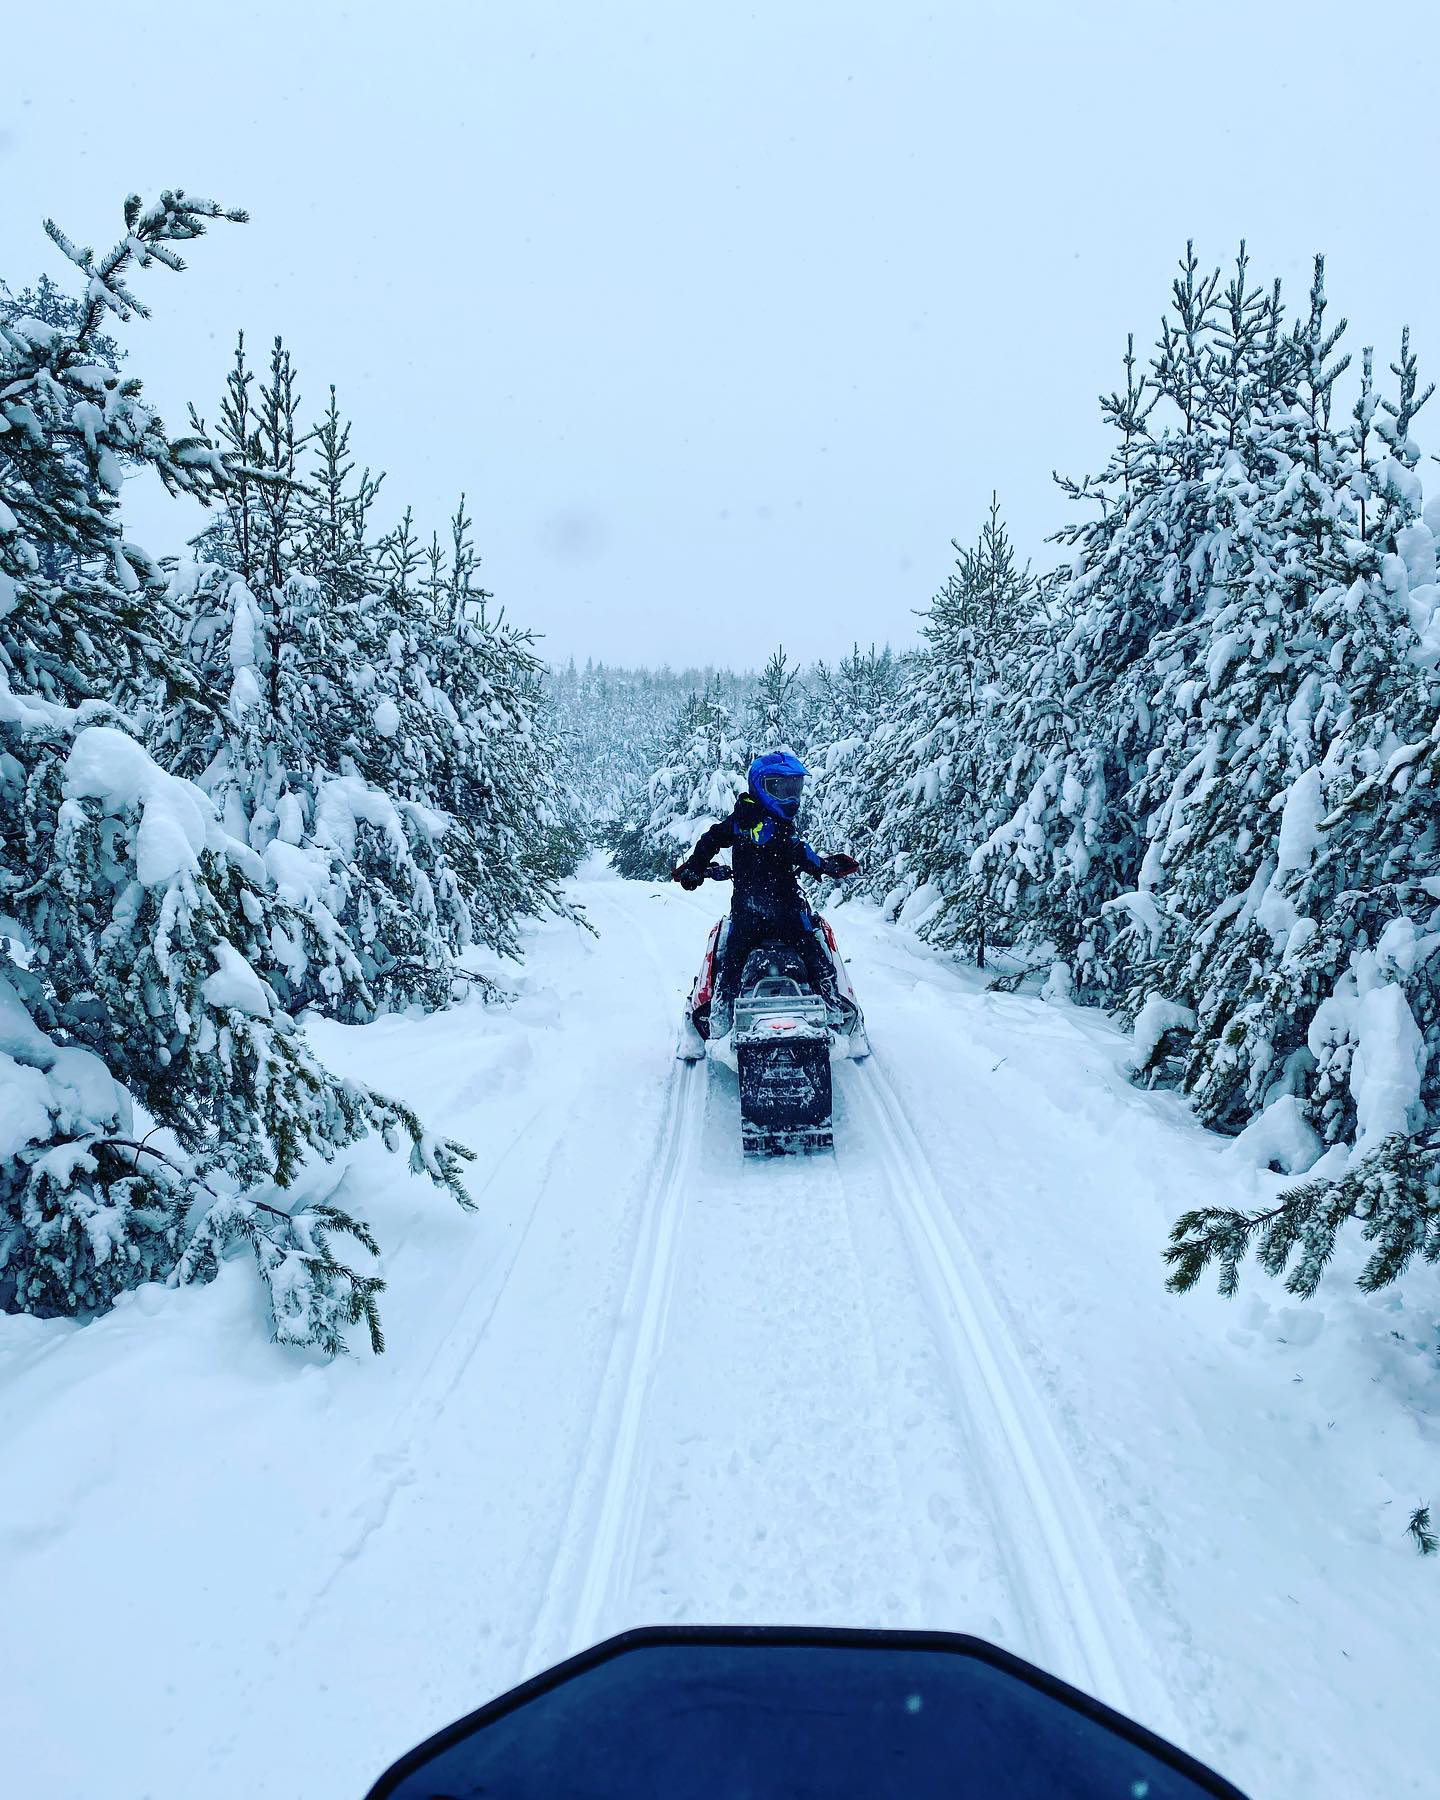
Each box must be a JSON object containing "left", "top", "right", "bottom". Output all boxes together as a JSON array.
[{"left": 793, "top": 840, "right": 827, "bottom": 878}]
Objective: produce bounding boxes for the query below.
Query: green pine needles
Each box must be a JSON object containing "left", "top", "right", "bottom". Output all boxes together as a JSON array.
[{"left": 1165, "top": 1132, "right": 1440, "bottom": 1299}]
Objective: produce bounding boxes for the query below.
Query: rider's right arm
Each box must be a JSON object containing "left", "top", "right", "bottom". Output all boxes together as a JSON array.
[{"left": 683, "top": 812, "right": 735, "bottom": 872}]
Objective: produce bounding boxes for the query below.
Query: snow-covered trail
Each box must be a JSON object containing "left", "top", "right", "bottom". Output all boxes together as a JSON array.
[
  {"left": 2, "top": 867, "right": 1434, "bottom": 1800},
  {"left": 562, "top": 881, "right": 1172, "bottom": 1736}
]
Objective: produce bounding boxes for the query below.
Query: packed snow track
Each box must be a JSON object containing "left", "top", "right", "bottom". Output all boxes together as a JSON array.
[
  {"left": 846, "top": 1058, "right": 1171, "bottom": 1730},
  {"left": 3, "top": 865, "right": 1433, "bottom": 1800},
  {"left": 526, "top": 1057, "right": 704, "bottom": 1669}
]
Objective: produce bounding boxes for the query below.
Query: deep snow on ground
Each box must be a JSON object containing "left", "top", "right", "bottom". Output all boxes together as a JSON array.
[{"left": 1, "top": 863, "right": 1434, "bottom": 1799}]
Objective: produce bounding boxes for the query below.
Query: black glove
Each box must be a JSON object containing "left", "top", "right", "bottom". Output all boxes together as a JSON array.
[
  {"left": 820, "top": 853, "right": 861, "bottom": 879},
  {"left": 673, "top": 863, "right": 705, "bottom": 891}
]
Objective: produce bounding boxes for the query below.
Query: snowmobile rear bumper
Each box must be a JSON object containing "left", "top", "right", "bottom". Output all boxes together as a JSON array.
[{"left": 704, "top": 1025, "right": 862, "bottom": 1075}]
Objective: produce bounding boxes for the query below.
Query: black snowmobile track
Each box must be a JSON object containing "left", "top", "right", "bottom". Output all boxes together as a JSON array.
[{"left": 738, "top": 1037, "right": 832, "bottom": 1156}]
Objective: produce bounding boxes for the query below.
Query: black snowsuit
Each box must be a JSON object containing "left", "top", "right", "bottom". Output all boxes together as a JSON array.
[{"left": 681, "top": 792, "right": 838, "bottom": 1013}]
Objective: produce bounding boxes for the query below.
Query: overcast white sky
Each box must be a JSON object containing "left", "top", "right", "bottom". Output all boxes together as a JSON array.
[{"left": 4, "top": 1, "right": 1438, "bottom": 667}]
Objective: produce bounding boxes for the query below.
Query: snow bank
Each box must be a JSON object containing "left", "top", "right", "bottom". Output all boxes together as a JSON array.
[{"left": 898, "top": 880, "right": 943, "bottom": 930}]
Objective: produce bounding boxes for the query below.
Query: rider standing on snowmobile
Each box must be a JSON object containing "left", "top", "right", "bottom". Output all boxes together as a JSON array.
[{"left": 672, "top": 750, "right": 859, "bottom": 1036}]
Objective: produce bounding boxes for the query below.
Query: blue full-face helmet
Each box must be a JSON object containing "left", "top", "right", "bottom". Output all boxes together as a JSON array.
[{"left": 748, "top": 749, "right": 807, "bottom": 822}]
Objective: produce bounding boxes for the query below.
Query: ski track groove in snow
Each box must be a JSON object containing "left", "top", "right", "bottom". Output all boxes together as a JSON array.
[
  {"left": 520, "top": 884, "right": 706, "bottom": 1674},
  {"left": 845, "top": 1053, "right": 1179, "bottom": 1738},
  {"left": 287, "top": 878, "right": 680, "bottom": 1651},
  {"left": 628, "top": 1064, "right": 941, "bottom": 1633}
]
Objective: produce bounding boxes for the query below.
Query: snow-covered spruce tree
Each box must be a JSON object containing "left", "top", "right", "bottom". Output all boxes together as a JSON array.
[
  {"left": 611, "top": 681, "right": 748, "bottom": 878},
  {"left": 858, "top": 498, "right": 1050, "bottom": 962},
  {"left": 1165, "top": 712, "right": 1439, "bottom": 1300},
  {"left": 805, "top": 642, "right": 907, "bottom": 858},
  {"left": 965, "top": 244, "right": 1439, "bottom": 1296},
  {"left": 1127, "top": 270, "right": 1435, "bottom": 1129},
  {"left": 288, "top": 437, "right": 486, "bottom": 1003},
  {"left": 386, "top": 494, "right": 585, "bottom": 950},
  {"left": 746, "top": 645, "right": 811, "bottom": 756},
  {"left": 0, "top": 193, "right": 471, "bottom": 1352},
  {"left": 810, "top": 642, "right": 903, "bottom": 744},
  {"left": 169, "top": 353, "right": 473, "bottom": 1015},
  {"left": 965, "top": 259, "right": 1246, "bottom": 988},
  {"left": 171, "top": 356, "right": 580, "bottom": 1014},
  {"left": 546, "top": 658, "right": 634, "bottom": 833},
  {"left": 969, "top": 247, "right": 1302, "bottom": 993},
  {"left": 519, "top": 667, "right": 593, "bottom": 891}
]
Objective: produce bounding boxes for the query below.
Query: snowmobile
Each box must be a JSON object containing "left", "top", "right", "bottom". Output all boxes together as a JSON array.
[
  {"left": 364, "top": 1624, "right": 1249, "bottom": 1798},
  {"left": 677, "top": 863, "right": 869, "bottom": 1155}
]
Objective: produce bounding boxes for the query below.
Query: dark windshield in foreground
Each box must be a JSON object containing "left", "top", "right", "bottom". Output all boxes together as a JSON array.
[{"left": 367, "top": 1627, "right": 1247, "bottom": 1799}]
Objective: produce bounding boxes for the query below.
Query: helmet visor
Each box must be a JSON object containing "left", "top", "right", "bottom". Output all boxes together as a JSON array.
[{"left": 760, "top": 773, "right": 805, "bottom": 803}]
